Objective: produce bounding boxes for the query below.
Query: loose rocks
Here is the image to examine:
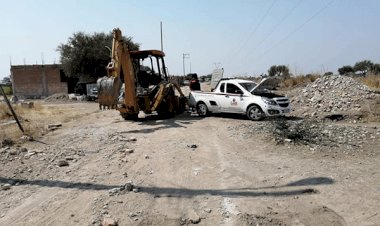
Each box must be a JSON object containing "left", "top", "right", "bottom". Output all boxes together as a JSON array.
[
  {"left": 57, "top": 160, "right": 69, "bottom": 167},
  {"left": 291, "top": 75, "right": 379, "bottom": 118},
  {"left": 102, "top": 217, "right": 118, "bottom": 226},
  {"left": 1, "top": 183, "right": 12, "bottom": 190}
]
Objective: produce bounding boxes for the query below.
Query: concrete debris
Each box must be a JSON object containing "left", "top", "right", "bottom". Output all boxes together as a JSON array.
[
  {"left": 125, "top": 149, "right": 134, "bottom": 154},
  {"left": 21, "top": 102, "right": 34, "bottom": 109},
  {"left": 24, "top": 151, "right": 36, "bottom": 157},
  {"left": 46, "top": 123, "right": 62, "bottom": 131},
  {"left": 187, "top": 144, "right": 198, "bottom": 149},
  {"left": 124, "top": 182, "right": 134, "bottom": 191},
  {"left": 57, "top": 160, "right": 69, "bottom": 167},
  {"left": 230, "top": 119, "right": 380, "bottom": 152},
  {"left": 108, "top": 187, "right": 123, "bottom": 196},
  {"left": 108, "top": 182, "right": 135, "bottom": 196},
  {"left": 44, "top": 93, "right": 71, "bottom": 103},
  {"left": 9, "top": 149, "right": 19, "bottom": 155},
  {"left": 20, "top": 135, "right": 33, "bottom": 141},
  {"left": 128, "top": 137, "right": 137, "bottom": 142},
  {"left": 0, "top": 183, "right": 12, "bottom": 191},
  {"left": 181, "top": 210, "right": 201, "bottom": 225},
  {"left": 291, "top": 75, "right": 379, "bottom": 118},
  {"left": 204, "top": 208, "right": 212, "bottom": 213},
  {"left": 109, "top": 135, "right": 137, "bottom": 142},
  {"left": 102, "top": 217, "right": 118, "bottom": 226}
]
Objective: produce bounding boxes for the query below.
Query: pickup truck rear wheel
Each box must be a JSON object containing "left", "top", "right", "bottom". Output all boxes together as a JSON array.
[
  {"left": 247, "top": 105, "right": 264, "bottom": 121},
  {"left": 196, "top": 102, "right": 208, "bottom": 117}
]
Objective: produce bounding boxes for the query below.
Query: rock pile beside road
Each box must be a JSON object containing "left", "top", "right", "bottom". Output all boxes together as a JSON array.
[
  {"left": 290, "top": 75, "right": 379, "bottom": 118},
  {"left": 229, "top": 119, "right": 380, "bottom": 154},
  {"left": 44, "top": 93, "right": 70, "bottom": 102}
]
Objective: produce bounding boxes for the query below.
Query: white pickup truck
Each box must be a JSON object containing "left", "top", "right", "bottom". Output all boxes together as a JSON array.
[{"left": 188, "top": 78, "right": 290, "bottom": 120}]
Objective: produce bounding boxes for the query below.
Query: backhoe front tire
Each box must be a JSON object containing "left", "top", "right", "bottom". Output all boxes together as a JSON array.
[{"left": 196, "top": 102, "right": 208, "bottom": 117}]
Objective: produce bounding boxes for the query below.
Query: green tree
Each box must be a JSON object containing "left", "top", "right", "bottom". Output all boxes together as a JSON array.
[
  {"left": 338, "top": 65, "right": 354, "bottom": 75},
  {"left": 268, "top": 65, "right": 277, "bottom": 77},
  {"left": 276, "top": 65, "right": 290, "bottom": 77},
  {"left": 57, "top": 31, "right": 139, "bottom": 78},
  {"left": 267, "top": 65, "right": 290, "bottom": 77},
  {"left": 353, "top": 60, "right": 374, "bottom": 75}
]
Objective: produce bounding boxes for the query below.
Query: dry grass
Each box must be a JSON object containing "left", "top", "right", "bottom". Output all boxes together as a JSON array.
[
  {"left": 358, "top": 74, "right": 380, "bottom": 90},
  {"left": 1, "top": 102, "right": 49, "bottom": 142},
  {"left": 0, "top": 102, "right": 43, "bottom": 120},
  {"left": 0, "top": 101, "right": 99, "bottom": 145},
  {"left": 279, "top": 74, "right": 320, "bottom": 89},
  {"left": 0, "top": 102, "right": 95, "bottom": 144}
]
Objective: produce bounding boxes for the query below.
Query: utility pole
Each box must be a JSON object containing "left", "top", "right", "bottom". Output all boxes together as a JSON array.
[
  {"left": 160, "top": 21, "right": 163, "bottom": 51},
  {"left": 0, "top": 84, "right": 24, "bottom": 133},
  {"left": 183, "top": 53, "right": 190, "bottom": 76}
]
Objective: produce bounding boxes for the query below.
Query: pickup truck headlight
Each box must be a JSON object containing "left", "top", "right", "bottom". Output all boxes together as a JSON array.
[{"left": 262, "top": 97, "right": 277, "bottom": 105}]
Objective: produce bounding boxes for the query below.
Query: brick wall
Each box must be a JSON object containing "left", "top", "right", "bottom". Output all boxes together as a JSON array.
[{"left": 11, "top": 64, "right": 67, "bottom": 98}]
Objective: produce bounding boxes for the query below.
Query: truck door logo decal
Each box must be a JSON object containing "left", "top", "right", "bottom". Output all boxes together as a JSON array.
[{"left": 231, "top": 98, "right": 238, "bottom": 106}]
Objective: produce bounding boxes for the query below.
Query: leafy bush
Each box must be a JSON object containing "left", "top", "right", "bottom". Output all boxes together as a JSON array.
[{"left": 1, "top": 85, "right": 12, "bottom": 95}]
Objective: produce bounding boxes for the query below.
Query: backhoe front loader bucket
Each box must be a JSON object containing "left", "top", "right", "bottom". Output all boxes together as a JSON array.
[{"left": 97, "top": 75, "right": 122, "bottom": 109}]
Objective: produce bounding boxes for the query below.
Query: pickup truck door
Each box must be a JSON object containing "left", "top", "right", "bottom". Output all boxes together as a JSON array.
[{"left": 217, "top": 83, "right": 246, "bottom": 113}]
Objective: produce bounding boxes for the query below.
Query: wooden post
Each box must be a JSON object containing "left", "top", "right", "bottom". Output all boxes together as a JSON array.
[{"left": 0, "top": 84, "right": 24, "bottom": 133}]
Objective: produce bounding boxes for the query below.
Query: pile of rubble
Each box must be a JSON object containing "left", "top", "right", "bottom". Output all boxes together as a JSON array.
[
  {"left": 290, "top": 75, "right": 379, "bottom": 118},
  {"left": 229, "top": 119, "right": 380, "bottom": 153},
  {"left": 44, "top": 93, "right": 70, "bottom": 102}
]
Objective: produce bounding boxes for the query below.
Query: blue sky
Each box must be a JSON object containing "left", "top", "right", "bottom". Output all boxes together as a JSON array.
[{"left": 1, "top": 0, "right": 380, "bottom": 79}]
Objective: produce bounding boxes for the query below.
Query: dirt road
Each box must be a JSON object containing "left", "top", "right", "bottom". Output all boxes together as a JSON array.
[{"left": 0, "top": 103, "right": 379, "bottom": 225}]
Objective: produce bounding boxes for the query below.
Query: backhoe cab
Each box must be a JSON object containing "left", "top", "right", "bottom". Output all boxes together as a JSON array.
[{"left": 97, "top": 28, "right": 186, "bottom": 120}]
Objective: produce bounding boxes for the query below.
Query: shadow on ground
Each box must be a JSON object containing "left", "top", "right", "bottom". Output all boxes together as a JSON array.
[
  {"left": 120, "top": 112, "right": 203, "bottom": 134},
  {"left": 0, "top": 176, "right": 333, "bottom": 198},
  {"left": 207, "top": 113, "right": 303, "bottom": 121}
]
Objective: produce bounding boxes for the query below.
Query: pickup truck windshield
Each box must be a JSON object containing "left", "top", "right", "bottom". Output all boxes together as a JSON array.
[{"left": 239, "top": 82, "right": 257, "bottom": 92}]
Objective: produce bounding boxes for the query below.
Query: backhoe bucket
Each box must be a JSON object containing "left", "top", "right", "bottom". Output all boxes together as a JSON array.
[{"left": 97, "top": 76, "right": 122, "bottom": 109}]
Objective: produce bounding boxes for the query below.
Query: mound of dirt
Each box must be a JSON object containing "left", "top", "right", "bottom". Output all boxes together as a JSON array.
[
  {"left": 44, "top": 93, "right": 70, "bottom": 103},
  {"left": 290, "top": 75, "right": 379, "bottom": 119}
]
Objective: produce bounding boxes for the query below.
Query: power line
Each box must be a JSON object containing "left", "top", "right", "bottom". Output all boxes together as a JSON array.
[
  {"left": 233, "top": 0, "right": 278, "bottom": 57},
  {"left": 247, "top": 0, "right": 303, "bottom": 56},
  {"left": 254, "top": 0, "right": 335, "bottom": 62}
]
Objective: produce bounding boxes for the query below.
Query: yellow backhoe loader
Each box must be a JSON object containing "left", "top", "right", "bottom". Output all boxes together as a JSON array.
[{"left": 97, "top": 28, "right": 186, "bottom": 120}]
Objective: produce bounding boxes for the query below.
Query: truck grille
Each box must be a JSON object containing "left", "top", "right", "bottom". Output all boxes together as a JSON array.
[{"left": 274, "top": 97, "right": 289, "bottom": 108}]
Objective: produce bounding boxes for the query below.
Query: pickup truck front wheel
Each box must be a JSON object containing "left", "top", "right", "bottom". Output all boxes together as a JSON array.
[
  {"left": 247, "top": 105, "right": 264, "bottom": 121},
  {"left": 196, "top": 102, "right": 208, "bottom": 117}
]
